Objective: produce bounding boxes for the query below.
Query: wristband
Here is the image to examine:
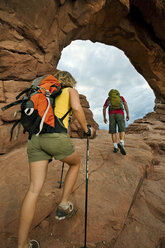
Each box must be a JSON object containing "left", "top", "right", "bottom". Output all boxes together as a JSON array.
[
  {"left": 84, "top": 126, "right": 91, "bottom": 136},
  {"left": 86, "top": 126, "right": 91, "bottom": 136}
]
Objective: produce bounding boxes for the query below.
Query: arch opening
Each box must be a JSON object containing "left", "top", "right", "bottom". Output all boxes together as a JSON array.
[{"left": 57, "top": 40, "right": 155, "bottom": 129}]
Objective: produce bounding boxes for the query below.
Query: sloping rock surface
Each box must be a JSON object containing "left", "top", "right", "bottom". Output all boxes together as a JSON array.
[{"left": 0, "top": 126, "right": 165, "bottom": 248}]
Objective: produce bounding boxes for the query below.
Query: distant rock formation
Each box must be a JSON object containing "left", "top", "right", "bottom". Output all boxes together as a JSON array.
[
  {"left": 127, "top": 100, "right": 165, "bottom": 155},
  {"left": 69, "top": 94, "right": 99, "bottom": 138}
]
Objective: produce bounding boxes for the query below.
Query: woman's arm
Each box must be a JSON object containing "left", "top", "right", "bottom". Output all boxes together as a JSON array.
[{"left": 69, "top": 88, "right": 95, "bottom": 136}]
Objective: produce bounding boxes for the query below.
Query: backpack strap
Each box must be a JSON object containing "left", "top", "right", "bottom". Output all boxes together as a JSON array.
[
  {"left": 10, "top": 119, "right": 21, "bottom": 141},
  {"left": 14, "top": 121, "right": 21, "bottom": 140},
  {"left": 61, "top": 108, "right": 72, "bottom": 121},
  {"left": 16, "top": 88, "right": 31, "bottom": 100},
  {"left": 36, "top": 97, "right": 51, "bottom": 136},
  {"left": 1, "top": 99, "right": 24, "bottom": 111},
  {"left": 61, "top": 85, "right": 73, "bottom": 89},
  {"left": 119, "top": 96, "right": 124, "bottom": 109}
]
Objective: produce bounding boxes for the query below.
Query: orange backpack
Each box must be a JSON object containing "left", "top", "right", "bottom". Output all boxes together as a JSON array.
[{"left": 2, "top": 74, "right": 72, "bottom": 140}]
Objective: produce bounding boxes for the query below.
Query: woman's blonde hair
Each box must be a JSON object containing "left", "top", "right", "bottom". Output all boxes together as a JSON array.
[{"left": 55, "top": 70, "right": 77, "bottom": 87}]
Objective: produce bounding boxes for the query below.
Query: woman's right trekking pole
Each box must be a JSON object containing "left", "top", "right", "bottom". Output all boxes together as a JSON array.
[{"left": 81, "top": 126, "right": 91, "bottom": 248}]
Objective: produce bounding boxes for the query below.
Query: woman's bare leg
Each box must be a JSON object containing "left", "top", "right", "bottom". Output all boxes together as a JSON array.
[
  {"left": 18, "top": 160, "right": 48, "bottom": 248},
  {"left": 59, "top": 150, "right": 80, "bottom": 205}
]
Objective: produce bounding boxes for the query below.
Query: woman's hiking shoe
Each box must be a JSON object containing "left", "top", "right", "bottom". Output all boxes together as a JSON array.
[
  {"left": 28, "top": 240, "right": 40, "bottom": 248},
  {"left": 118, "top": 142, "right": 126, "bottom": 155},
  {"left": 113, "top": 147, "right": 119, "bottom": 153},
  {"left": 55, "top": 201, "right": 77, "bottom": 220}
]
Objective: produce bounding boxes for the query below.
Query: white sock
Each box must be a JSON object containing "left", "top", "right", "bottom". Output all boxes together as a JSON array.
[
  {"left": 120, "top": 140, "right": 124, "bottom": 145},
  {"left": 59, "top": 202, "right": 69, "bottom": 209},
  {"left": 113, "top": 143, "right": 118, "bottom": 148}
]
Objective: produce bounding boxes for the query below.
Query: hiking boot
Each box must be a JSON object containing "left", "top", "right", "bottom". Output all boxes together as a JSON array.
[
  {"left": 55, "top": 201, "right": 77, "bottom": 220},
  {"left": 28, "top": 240, "right": 40, "bottom": 248},
  {"left": 118, "top": 142, "right": 126, "bottom": 155},
  {"left": 113, "top": 147, "right": 119, "bottom": 153}
]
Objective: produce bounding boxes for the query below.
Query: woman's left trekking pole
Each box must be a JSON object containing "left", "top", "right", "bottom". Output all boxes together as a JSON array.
[{"left": 58, "top": 162, "right": 65, "bottom": 188}]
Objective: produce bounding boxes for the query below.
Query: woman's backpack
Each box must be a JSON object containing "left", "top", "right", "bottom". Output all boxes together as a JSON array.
[{"left": 1, "top": 74, "right": 71, "bottom": 140}]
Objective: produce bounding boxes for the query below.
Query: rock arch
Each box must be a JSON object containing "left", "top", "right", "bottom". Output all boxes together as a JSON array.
[
  {"left": 0, "top": 0, "right": 165, "bottom": 151},
  {"left": 0, "top": 0, "right": 164, "bottom": 98},
  {"left": 0, "top": 2, "right": 165, "bottom": 247}
]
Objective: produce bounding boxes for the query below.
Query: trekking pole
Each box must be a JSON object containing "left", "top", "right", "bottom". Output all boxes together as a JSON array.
[
  {"left": 81, "top": 134, "right": 90, "bottom": 248},
  {"left": 58, "top": 162, "right": 65, "bottom": 188}
]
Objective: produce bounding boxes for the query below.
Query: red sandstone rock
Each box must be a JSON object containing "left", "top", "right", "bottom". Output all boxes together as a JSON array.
[
  {"left": 0, "top": 130, "right": 165, "bottom": 248},
  {"left": 0, "top": 81, "right": 5, "bottom": 103},
  {"left": 1, "top": 105, "right": 21, "bottom": 122},
  {"left": 69, "top": 95, "right": 99, "bottom": 139},
  {"left": 0, "top": 1, "right": 165, "bottom": 247},
  {"left": 79, "top": 94, "right": 90, "bottom": 108}
]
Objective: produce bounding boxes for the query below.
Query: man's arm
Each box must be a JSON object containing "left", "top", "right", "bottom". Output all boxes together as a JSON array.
[
  {"left": 69, "top": 88, "right": 95, "bottom": 136},
  {"left": 103, "top": 106, "right": 108, "bottom": 124},
  {"left": 123, "top": 102, "right": 129, "bottom": 121}
]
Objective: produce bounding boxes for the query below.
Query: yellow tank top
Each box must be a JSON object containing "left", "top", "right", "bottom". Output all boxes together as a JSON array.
[{"left": 54, "top": 88, "right": 71, "bottom": 129}]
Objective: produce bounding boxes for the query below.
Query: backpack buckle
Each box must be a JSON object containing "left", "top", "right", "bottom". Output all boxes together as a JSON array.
[
  {"left": 45, "top": 90, "right": 50, "bottom": 97},
  {"left": 22, "top": 96, "right": 29, "bottom": 101}
]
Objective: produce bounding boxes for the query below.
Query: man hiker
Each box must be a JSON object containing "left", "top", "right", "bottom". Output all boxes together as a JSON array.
[
  {"left": 103, "top": 89, "right": 129, "bottom": 155},
  {"left": 18, "top": 71, "right": 95, "bottom": 248}
]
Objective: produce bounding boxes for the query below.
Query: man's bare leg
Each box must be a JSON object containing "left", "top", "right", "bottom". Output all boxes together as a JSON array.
[
  {"left": 118, "top": 132, "right": 126, "bottom": 155},
  {"left": 119, "top": 132, "right": 125, "bottom": 143},
  {"left": 111, "top": 133, "right": 119, "bottom": 152}
]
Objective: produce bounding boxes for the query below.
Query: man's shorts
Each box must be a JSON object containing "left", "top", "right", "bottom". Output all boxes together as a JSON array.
[
  {"left": 27, "top": 133, "right": 75, "bottom": 163},
  {"left": 109, "top": 113, "right": 125, "bottom": 134}
]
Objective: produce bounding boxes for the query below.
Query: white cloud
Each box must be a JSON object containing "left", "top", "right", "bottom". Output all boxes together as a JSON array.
[{"left": 57, "top": 40, "right": 155, "bottom": 129}]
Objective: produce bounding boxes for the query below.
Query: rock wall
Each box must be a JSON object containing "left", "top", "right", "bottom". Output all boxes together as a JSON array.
[{"left": 0, "top": 0, "right": 165, "bottom": 152}]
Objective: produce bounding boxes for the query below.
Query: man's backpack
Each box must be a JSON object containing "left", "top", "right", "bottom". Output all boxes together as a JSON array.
[
  {"left": 1, "top": 74, "right": 72, "bottom": 140},
  {"left": 108, "top": 89, "right": 124, "bottom": 110}
]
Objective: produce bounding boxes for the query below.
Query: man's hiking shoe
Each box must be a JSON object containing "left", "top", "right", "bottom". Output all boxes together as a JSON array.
[
  {"left": 118, "top": 142, "right": 126, "bottom": 155},
  {"left": 28, "top": 240, "right": 40, "bottom": 248},
  {"left": 55, "top": 201, "right": 77, "bottom": 220},
  {"left": 113, "top": 147, "right": 119, "bottom": 153}
]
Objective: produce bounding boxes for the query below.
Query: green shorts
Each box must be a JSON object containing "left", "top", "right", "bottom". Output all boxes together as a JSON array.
[
  {"left": 109, "top": 113, "right": 125, "bottom": 134},
  {"left": 27, "top": 133, "right": 75, "bottom": 163}
]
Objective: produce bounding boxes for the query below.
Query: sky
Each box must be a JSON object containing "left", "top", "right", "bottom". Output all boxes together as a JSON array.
[{"left": 57, "top": 40, "right": 155, "bottom": 130}]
